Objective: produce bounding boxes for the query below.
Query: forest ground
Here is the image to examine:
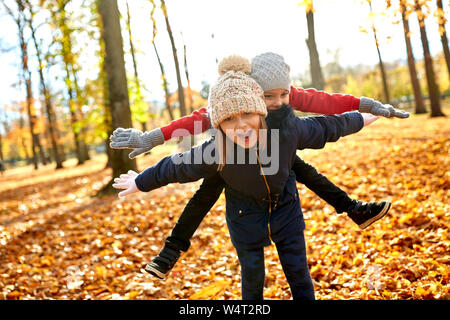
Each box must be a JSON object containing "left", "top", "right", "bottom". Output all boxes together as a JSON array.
[{"left": 0, "top": 110, "right": 449, "bottom": 300}]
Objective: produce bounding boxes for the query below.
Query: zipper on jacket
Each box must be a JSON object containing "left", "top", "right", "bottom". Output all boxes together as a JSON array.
[{"left": 256, "top": 151, "right": 272, "bottom": 243}]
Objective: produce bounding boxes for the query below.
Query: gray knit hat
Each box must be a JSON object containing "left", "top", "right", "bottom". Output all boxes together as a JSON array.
[{"left": 250, "top": 52, "right": 291, "bottom": 92}]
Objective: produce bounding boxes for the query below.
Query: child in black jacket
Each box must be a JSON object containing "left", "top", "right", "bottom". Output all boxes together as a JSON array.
[{"left": 113, "top": 56, "right": 389, "bottom": 299}]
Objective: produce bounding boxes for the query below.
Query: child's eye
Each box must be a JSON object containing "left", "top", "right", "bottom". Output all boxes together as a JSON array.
[
  {"left": 264, "top": 95, "right": 272, "bottom": 99},
  {"left": 281, "top": 93, "right": 288, "bottom": 96},
  {"left": 223, "top": 117, "right": 232, "bottom": 122}
]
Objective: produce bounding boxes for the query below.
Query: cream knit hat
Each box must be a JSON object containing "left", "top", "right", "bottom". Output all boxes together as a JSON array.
[
  {"left": 251, "top": 52, "right": 291, "bottom": 92},
  {"left": 209, "top": 55, "right": 267, "bottom": 128}
]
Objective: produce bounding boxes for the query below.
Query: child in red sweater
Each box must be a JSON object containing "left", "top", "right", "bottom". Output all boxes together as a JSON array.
[
  {"left": 112, "top": 87, "right": 407, "bottom": 158},
  {"left": 110, "top": 52, "right": 409, "bottom": 280}
]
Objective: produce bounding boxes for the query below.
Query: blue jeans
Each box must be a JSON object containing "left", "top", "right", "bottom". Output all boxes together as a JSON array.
[{"left": 236, "top": 232, "right": 315, "bottom": 300}]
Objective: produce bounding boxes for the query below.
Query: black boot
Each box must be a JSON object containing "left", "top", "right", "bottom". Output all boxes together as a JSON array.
[
  {"left": 144, "top": 245, "right": 181, "bottom": 280},
  {"left": 346, "top": 200, "right": 391, "bottom": 229}
]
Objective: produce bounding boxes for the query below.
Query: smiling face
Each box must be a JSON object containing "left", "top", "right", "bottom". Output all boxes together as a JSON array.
[
  {"left": 219, "top": 112, "right": 261, "bottom": 149},
  {"left": 263, "top": 88, "right": 290, "bottom": 111}
]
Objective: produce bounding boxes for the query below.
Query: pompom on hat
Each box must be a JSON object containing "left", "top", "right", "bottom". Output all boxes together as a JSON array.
[
  {"left": 209, "top": 55, "right": 267, "bottom": 128},
  {"left": 218, "top": 55, "right": 252, "bottom": 76}
]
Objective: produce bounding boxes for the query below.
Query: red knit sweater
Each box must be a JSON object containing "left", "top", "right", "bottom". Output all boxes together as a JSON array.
[{"left": 160, "top": 86, "right": 361, "bottom": 140}]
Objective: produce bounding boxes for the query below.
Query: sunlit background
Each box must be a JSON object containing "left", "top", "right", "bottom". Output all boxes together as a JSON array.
[{"left": 0, "top": 0, "right": 448, "bottom": 112}]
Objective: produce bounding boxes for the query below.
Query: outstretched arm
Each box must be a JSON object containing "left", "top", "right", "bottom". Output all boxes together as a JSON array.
[
  {"left": 289, "top": 86, "right": 360, "bottom": 115},
  {"left": 136, "top": 140, "right": 218, "bottom": 192},
  {"left": 295, "top": 111, "right": 366, "bottom": 150},
  {"left": 289, "top": 86, "right": 409, "bottom": 118},
  {"left": 110, "top": 107, "right": 211, "bottom": 159},
  {"left": 112, "top": 140, "right": 218, "bottom": 198},
  {"left": 160, "top": 107, "right": 211, "bottom": 139}
]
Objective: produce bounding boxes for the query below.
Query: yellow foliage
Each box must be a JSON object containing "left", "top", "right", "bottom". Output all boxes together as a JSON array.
[{"left": 188, "top": 280, "right": 231, "bottom": 300}]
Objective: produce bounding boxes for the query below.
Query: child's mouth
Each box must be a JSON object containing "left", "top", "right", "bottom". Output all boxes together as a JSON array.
[
  {"left": 237, "top": 131, "right": 252, "bottom": 141},
  {"left": 236, "top": 131, "right": 255, "bottom": 145}
]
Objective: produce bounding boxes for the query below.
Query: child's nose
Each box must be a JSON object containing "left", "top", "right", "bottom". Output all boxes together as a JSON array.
[
  {"left": 274, "top": 98, "right": 283, "bottom": 107},
  {"left": 234, "top": 117, "right": 247, "bottom": 130}
]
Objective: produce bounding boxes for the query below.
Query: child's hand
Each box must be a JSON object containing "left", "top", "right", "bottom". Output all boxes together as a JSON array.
[
  {"left": 359, "top": 97, "right": 410, "bottom": 118},
  {"left": 361, "top": 113, "right": 379, "bottom": 127},
  {"left": 112, "top": 170, "right": 139, "bottom": 198},
  {"left": 109, "top": 127, "right": 165, "bottom": 159}
]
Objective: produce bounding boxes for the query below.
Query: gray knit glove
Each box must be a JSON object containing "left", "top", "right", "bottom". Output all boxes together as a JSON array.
[
  {"left": 359, "top": 97, "right": 410, "bottom": 119},
  {"left": 109, "top": 127, "right": 165, "bottom": 159}
]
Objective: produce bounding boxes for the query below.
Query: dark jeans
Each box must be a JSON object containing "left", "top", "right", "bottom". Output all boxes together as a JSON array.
[
  {"left": 236, "top": 232, "right": 315, "bottom": 300},
  {"left": 166, "top": 155, "right": 352, "bottom": 252}
]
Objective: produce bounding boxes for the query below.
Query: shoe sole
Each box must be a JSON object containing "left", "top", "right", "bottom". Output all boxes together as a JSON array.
[
  {"left": 358, "top": 201, "right": 391, "bottom": 229},
  {"left": 144, "top": 264, "right": 167, "bottom": 280}
]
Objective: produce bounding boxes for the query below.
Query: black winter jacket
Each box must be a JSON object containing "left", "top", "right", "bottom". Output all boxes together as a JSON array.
[{"left": 136, "top": 106, "right": 363, "bottom": 249}]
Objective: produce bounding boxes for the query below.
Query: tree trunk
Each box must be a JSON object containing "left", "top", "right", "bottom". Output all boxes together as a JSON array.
[
  {"left": 18, "top": 115, "right": 31, "bottom": 162},
  {"left": 182, "top": 37, "right": 195, "bottom": 147},
  {"left": 160, "top": 0, "right": 186, "bottom": 116},
  {"left": 400, "top": 1, "right": 426, "bottom": 114},
  {"left": 436, "top": 0, "right": 450, "bottom": 81},
  {"left": 182, "top": 37, "right": 194, "bottom": 114},
  {"left": 0, "top": 115, "right": 7, "bottom": 162},
  {"left": 125, "top": 1, "right": 147, "bottom": 132},
  {"left": 54, "top": 0, "right": 89, "bottom": 164},
  {"left": 28, "top": 12, "right": 64, "bottom": 169},
  {"left": 3, "top": 1, "right": 43, "bottom": 169},
  {"left": 415, "top": 1, "right": 445, "bottom": 117},
  {"left": 305, "top": 9, "right": 325, "bottom": 90},
  {"left": 104, "top": 103, "right": 113, "bottom": 169},
  {"left": 152, "top": 41, "right": 174, "bottom": 121},
  {"left": 149, "top": 1, "right": 173, "bottom": 120},
  {"left": 102, "top": 63, "right": 113, "bottom": 169},
  {"left": 369, "top": 1, "right": 390, "bottom": 104},
  {"left": 70, "top": 65, "right": 91, "bottom": 162},
  {"left": 126, "top": 1, "right": 140, "bottom": 89},
  {"left": 374, "top": 38, "right": 391, "bottom": 104},
  {"left": 98, "top": 0, "right": 137, "bottom": 194},
  {"left": 0, "top": 132, "right": 3, "bottom": 162},
  {"left": 98, "top": 22, "right": 112, "bottom": 169},
  {"left": 66, "top": 68, "right": 85, "bottom": 165},
  {"left": 23, "top": 43, "right": 44, "bottom": 169},
  {"left": 0, "top": 116, "right": 7, "bottom": 162},
  {"left": 24, "top": 89, "right": 38, "bottom": 170}
]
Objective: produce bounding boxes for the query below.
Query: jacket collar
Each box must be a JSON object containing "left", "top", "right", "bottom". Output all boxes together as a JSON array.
[
  {"left": 265, "top": 104, "right": 294, "bottom": 129},
  {"left": 265, "top": 105, "right": 296, "bottom": 142}
]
